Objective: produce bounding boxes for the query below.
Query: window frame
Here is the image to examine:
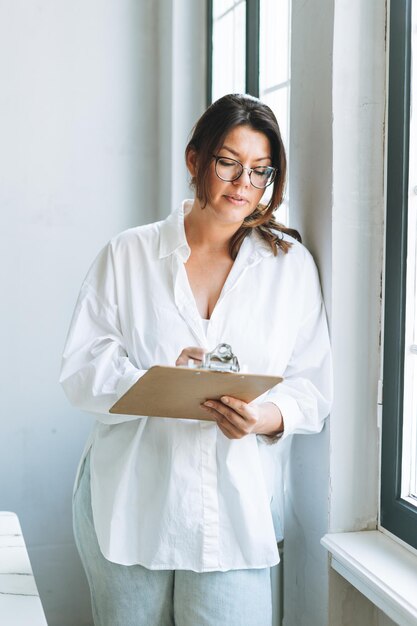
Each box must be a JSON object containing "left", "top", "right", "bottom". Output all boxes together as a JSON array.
[
  {"left": 380, "top": 0, "right": 416, "bottom": 549},
  {"left": 206, "top": 0, "right": 261, "bottom": 105}
]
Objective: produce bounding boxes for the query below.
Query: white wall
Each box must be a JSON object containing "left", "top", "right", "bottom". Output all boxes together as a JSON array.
[
  {"left": 0, "top": 2, "right": 205, "bottom": 624},
  {"left": 329, "top": 0, "right": 391, "bottom": 623},
  {"left": 330, "top": 0, "right": 385, "bottom": 534},
  {"left": 286, "top": 0, "right": 396, "bottom": 624},
  {"left": 284, "top": 0, "right": 334, "bottom": 623},
  {"left": 156, "top": 0, "right": 207, "bottom": 215}
]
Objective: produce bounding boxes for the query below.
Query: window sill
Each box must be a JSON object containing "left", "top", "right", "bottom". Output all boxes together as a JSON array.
[
  {"left": 0, "top": 511, "right": 47, "bottom": 626},
  {"left": 321, "top": 530, "right": 417, "bottom": 626}
]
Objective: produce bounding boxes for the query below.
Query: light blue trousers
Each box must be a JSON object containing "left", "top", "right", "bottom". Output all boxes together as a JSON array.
[{"left": 73, "top": 452, "right": 272, "bottom": 626}]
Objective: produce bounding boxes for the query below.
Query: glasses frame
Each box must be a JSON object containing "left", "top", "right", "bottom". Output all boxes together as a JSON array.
[{"left": 212, "top": 155, "right": 278, "bottom": 189}]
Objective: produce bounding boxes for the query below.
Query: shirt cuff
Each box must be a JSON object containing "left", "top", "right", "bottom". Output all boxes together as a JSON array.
[
  {"left": 263, "top": 392, "right": 305, "bottom": 441},
  {"left": 95, "top": 369, "right": 147, "bottom": 425}
]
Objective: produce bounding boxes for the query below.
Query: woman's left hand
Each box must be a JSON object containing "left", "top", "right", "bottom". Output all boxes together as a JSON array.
[{"left": 201, "top": 397, "right": 283, "bottom": 439}]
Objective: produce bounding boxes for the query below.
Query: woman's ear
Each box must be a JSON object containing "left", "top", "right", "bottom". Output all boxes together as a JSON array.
[{"left": 186, "top": 148, "right": 198, "bottom": 177}]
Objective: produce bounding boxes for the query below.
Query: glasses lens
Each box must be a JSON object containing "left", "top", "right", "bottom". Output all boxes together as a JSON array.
[
  {"left": 214, "top": 157, "right": 277, "bottom": 188},
  {"left": 215, "top": 157, "right": 242, "bottom": 181},
  {"left": 250, "top": 167, "right": 276, "bottom": 189}
]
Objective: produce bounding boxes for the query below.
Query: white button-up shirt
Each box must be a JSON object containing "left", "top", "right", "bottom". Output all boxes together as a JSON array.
[{"left": 60, "top": 200, "right": 332, "bottom": 572}]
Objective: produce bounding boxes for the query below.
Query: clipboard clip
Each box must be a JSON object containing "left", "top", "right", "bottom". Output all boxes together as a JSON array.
[{"left": 201, "top": 343, "right": 240, "bottom": 373}]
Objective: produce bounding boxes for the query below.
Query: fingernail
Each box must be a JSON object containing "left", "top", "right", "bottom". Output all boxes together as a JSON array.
[
  {"left": 204, "top": 401, "right": 213, "bottom": 408},
  {"left": 221, "top": 396, "right": 229, "bottom": 404}
]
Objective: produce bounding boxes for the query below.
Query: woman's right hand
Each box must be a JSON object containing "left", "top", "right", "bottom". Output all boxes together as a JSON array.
[{"left": 175, "top": 347, "right": 206, "bottom": 367}]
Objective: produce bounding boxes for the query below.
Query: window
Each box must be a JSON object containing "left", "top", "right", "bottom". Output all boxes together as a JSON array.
[
  {"left": 380, "top": 0, "right": 417, "bottom": 550},
  {"left": 402, "top": 3, "right": 417, "bottom": 507},
  {"left": 259, "top": 0, "right": 290, "bottom": 156},
  {"left": 208, "top": 0, "right": 291, "bottom": 223},
  {"left": 209, "top": 0, "right": 247, "bottom": 101}
]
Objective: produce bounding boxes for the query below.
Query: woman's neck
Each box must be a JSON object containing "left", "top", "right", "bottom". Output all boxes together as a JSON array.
[{"left": 184, "top": 200, "right": 242, "bottom": 254}]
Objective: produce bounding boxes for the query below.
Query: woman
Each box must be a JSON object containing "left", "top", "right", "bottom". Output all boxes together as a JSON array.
[{"left": 60, "top": 93, "right": 332, "bottom": 626}]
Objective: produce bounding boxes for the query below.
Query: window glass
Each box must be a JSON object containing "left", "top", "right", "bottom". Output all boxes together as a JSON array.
[
  {"left": 259, "top": 0, "right": 290, "bottom": 95},
  {"left": 402, "top": 2, "right": 417, "bottom": 503},
  {"left": 212, "top": 0, "right": 246, "bottom": 101},
  {"left": 259, "top": 0, "right": 291, "bottom": 223}
]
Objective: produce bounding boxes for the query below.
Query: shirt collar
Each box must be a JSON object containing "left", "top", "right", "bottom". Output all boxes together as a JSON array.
[{"left": 158, "top": 200, "right": 192, "bottom": 260}]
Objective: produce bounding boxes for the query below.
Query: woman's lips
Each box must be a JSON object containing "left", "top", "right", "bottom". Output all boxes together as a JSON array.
[{"left": 224, "top": 195, "right": 248, "bottom": 205}]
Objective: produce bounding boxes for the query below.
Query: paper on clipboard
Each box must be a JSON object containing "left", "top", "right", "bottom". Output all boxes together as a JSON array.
[{"left": 109, "top": 366, "right": 283, "bottom": 421}]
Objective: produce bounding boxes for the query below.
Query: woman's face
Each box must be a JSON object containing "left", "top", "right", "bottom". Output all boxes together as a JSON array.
[{"left": 189, "top": 124, "right": 272, "bottom": 226}]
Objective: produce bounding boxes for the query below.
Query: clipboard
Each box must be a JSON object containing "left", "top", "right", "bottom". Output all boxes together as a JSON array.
[{"left": 109, "top": 366, "right": 283, "bottom": 421}]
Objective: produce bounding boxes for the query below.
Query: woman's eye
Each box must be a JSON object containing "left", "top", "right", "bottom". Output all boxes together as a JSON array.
[
  {"left": 253, "top": 168, "right": 270, "bottom": 178},
  {"left": 218, "top": 159, "right": 235, "bottom": 167}
]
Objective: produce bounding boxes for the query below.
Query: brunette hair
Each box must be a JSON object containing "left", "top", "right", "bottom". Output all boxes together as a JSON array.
[{"left": 185, "top": 93, "right": 301, "bottom": 259}]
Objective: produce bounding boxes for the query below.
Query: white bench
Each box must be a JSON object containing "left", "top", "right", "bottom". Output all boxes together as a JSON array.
[{"left": 0, "top": 511, "right": 47, "bottom": 625}]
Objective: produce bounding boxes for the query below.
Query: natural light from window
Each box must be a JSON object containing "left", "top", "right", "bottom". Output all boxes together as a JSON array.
[
  {"left": 401, "top": 1, "right": 417, "bottom": 505},
  {"left": 259, "top": 0, "right": 291, "bottom": 224},
  {"left": 211, "top": 0, "right": 246, "bottom": 101}
]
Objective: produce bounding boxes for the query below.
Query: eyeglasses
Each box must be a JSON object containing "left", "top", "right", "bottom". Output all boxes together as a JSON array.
[{"left": 212, "top": 155, "right": 278, "bottom": 189}]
